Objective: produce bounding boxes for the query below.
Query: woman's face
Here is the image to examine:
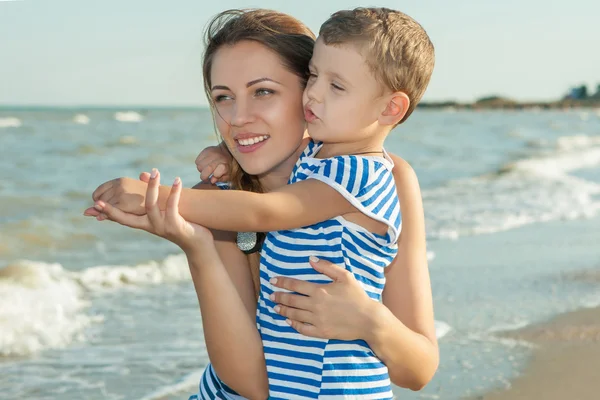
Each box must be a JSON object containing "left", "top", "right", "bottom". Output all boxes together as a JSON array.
[{"left": 209, "top": 40, "right": 307, "bottom": 178}]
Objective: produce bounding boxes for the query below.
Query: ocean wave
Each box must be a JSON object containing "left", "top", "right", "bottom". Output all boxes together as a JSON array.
[
  {"left": 0, "top": 117, "right": 22, "bottom": 128},
  {"left": 114, "top": 111, "right": 143, "bottom": 122},
  {"left": 73, "top": 114, "right": 90, "bottom": 125},
  {"left": 138, "top": 369, "right": 204, "bottom": 400},
  {"left": 0, "top": 254, "right": 190, "bottom": 357},
  {"left": 0, "top": 260, "right": 98, "bottom": 357},
  {"left": 424, "top": 134, "right": 600, "bottom": 239}
]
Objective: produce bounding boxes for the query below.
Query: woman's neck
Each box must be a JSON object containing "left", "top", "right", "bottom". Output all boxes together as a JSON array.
[{"left": 258, "top": 135, "right": 310, "bottom": 193}]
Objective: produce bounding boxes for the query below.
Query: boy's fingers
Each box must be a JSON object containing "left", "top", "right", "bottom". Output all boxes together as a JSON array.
[
  {"left": 139, "top": 171, "right": 151, "bottom": 183},
  {"left": 145, "top": 169, "right": 162, "bottom": 224},
  {"left": 96, "top": 202, "right": 148, "bottom": 230},
  {"left": 84, "top": 207, "right": 100, "bottom": 216},
  {"left": 212, "top": 163, "right": 227, "bottom": 179},
  {"left": 166, "top": 177, "right": 182, "bottom": 222},
  {"left": 200, "top": 163, "right": 216, "bottom": 182},
  {"left": 92, "top": 180, "right": 114, "bottom": 201}
]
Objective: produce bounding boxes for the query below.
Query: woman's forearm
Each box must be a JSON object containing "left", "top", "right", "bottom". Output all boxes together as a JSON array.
[
  {"left": 186, "top": 246, "right": 268, "bottom": 399},
  {"left": 362, "top": 301, "right": 439, "bottom": 391}
]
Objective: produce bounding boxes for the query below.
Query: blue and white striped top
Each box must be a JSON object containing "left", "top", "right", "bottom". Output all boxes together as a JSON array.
[{"left": 193, "top": 140, "right": 401, "bottom": 399}]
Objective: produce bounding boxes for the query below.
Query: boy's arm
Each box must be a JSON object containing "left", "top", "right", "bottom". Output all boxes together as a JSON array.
[{"left": 170, "top": 179, "right": 356, "bottom": 232}]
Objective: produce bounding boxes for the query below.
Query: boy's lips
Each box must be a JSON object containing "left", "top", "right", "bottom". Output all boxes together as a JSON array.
[{"left": 304, "top": 105, "right": 318, "bottom": 123}]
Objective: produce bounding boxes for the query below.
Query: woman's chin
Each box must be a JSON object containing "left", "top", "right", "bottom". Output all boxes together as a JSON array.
[{"left": 237, "top": 161, "right": 272, "bottom": 177}]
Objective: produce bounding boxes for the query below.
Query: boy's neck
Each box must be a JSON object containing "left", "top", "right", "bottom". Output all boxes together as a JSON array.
[{"left": 315, "top": 129, "right": 390, "bottom": 159}]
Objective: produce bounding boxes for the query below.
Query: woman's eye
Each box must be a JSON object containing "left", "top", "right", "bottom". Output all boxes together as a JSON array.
[
  {"left": 214, "top": 94, "right": 232, "bottom": 103},
  {"left": 331, "top": 83, "right": 344, "bottom": 91},
  {"left": 255, "top": 88, "right": 274, "bottom": 97},
  {"left": 308, "top": 73, "right": 318, "bottom": 80}
]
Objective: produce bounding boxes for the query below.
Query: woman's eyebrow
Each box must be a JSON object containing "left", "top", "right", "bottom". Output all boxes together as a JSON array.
[
  {"left": 247, "top": 77, "right": 281, "bottom": 87},
  {"left": 211, "top": 78, "right": 281, "bottom": 91}
]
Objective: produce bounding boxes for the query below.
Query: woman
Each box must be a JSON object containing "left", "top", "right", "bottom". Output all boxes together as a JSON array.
[{"left": 87, "top": 8, "right": 438, "bottom": 399}]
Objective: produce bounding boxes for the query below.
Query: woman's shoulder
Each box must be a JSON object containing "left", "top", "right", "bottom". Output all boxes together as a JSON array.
[{"left": 386, "top": 153, "right": 423, "bottom": 210}]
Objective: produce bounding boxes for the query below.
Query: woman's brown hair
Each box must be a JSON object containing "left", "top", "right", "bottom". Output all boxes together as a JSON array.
[{"left": 202, "top": 9, "right": 315, "bottom": 296}]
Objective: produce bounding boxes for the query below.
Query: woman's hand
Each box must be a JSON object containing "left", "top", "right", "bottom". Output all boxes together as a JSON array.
[
  {"left": 92, "top": 168, "right": 213, "bottom": 254},
  {"left": 270, "top": 256, "right": 376, "bottom": 341}
]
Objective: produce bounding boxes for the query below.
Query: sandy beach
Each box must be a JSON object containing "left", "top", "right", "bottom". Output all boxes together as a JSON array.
[{"left": 473, "top": 296, "right": 600, "bottom": 400}]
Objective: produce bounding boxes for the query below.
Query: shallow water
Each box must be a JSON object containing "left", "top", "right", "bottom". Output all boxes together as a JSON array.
[{"left": 1, "top": 108, "right": 599, "bottom": 399}]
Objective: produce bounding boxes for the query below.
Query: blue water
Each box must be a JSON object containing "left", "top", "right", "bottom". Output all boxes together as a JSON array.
[{"left": 1, "top": 108, "right": 599, "bottom": 399}]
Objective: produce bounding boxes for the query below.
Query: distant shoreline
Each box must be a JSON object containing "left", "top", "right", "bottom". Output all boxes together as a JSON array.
[{"left": 418, "top": 98, "right": 600, "bottom": 110}]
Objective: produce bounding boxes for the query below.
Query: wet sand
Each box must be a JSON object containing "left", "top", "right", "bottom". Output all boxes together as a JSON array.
[{"left": 472, "top": 304, "right": 600, "bottom": 400}]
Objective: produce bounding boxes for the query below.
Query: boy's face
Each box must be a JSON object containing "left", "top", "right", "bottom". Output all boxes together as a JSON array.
[{"left": 303, "top": 38, "right": 388, "bottom": 144}]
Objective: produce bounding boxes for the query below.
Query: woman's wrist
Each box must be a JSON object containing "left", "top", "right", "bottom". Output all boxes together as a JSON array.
[
  {"left": 181, "top": 236, "right": 216, "bottom": 262},
  {"left": 359, "top": 300, "right": 390, "bottom": 345}
]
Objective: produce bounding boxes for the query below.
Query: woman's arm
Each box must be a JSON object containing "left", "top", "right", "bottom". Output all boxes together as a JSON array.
[
  {"left": 187, "top": 182, "right": 266, "bottom": 398},
  {"left": 186, "top": 238, "right": 268, "bottom": 399},
  {"left": 95, "top": 176, "right": 268, "bottom": 399},
  {"left": 364, "top": 156, "right": 438, "bottom": 389}
]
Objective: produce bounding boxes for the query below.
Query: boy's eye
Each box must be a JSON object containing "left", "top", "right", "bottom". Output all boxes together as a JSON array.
[
  {"left": 255, "top": 88, "right": 274, "bottom": 97},
  {"left": 331, "top": 83, "right": 345, "bottom": 91},
  {"left": 308, "top": 73, "right": 318, "bottom": 79}
]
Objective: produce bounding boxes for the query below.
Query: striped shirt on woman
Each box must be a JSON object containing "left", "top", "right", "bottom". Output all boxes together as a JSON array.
[{"left": 193, "top": 139, "right": 401, "bottom": 399}]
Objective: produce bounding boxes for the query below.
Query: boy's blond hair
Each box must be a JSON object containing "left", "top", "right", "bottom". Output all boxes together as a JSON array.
[{"left": 319, "top": 7, "right": 435, "bottom": 123}]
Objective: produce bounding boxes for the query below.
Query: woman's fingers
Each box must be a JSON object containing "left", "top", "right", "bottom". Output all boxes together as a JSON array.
[
  {"left": 309, "top": 256, "right": 351, "bottom": 283},
  {"left": 145, "top": 168, "right": 162, "bottom": 225},
  {"left": 165, "top": 177, "right": 182, "bottom": 222},
  {"left": 286, "top": 319, "right": 321, "bottom": 338},
  {"left": 271, "top": 291, "right": 313, "bottom": 311},
  {"left": 270, "top": 276, "right": 318, "bottom": 296},
  {"left": 273, "top": 304, "right": 314, "bottom": 325}
]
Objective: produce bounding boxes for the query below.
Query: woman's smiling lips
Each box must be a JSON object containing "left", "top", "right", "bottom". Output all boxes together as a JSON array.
[{"left": 233, "top": 133, "right": 270, "bottom": 153}]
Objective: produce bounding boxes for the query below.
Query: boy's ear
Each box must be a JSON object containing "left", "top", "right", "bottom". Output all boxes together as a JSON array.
[{"left": 379, "top": 92, "right": 410, "bottom": 126}]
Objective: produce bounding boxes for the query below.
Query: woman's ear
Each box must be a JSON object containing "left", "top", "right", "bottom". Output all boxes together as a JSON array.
[{"left": 379, "top": 92, "right": 410, "bottom": 126}]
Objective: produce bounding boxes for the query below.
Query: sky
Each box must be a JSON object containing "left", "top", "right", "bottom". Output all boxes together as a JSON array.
[{"left": 1, "top": 0, "right": 599, "bottom": 106}]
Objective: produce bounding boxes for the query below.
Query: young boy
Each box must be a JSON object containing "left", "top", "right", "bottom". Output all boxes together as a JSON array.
[{"left": 88, "top": 7, "right": 435, "bottom": 399}]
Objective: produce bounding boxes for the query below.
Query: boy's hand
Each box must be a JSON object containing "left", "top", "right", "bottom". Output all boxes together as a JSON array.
[
  {"left": 84, "top": 176, "right": 149, "bottom": 217},
  {"left": 90, "top": 169, "right": 214, "bottom": 254},
  {"left": 196, "top": 143, "right": 232, "bottom": 184}
]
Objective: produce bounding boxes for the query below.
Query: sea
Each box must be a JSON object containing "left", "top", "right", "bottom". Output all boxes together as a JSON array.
[{"left": 1, "top": 107, "right": 599, "bottom": 399}]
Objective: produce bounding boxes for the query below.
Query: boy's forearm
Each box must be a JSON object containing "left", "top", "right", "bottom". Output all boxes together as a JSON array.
[
  {"left": 158, "top": 186, "right": 267, "bottom": 231},
  {"left": 187, "top": 248, "right": 268, "bottom": 398},
  {"left": 363, "top": 302, "right": 438, "bottom": 391}
]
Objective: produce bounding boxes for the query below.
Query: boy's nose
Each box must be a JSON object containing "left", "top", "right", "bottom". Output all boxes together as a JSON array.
[{"left": 305, "top": 80, "right": 323, "bottom": 103}]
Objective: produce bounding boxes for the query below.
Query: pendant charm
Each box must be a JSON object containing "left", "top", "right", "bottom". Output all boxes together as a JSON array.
[{"left": 237, "top": 231, "right": 260, "bottom": 254}]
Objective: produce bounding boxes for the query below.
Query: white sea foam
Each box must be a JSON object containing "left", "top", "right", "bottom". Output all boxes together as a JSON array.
[
  {"left": 424, "top": 134, "right": 600, "bottom": 239},
  {"left": 0, "top": 260, "right": 97, "bottom": 357},
  {"left": 74, "top": 254, "right": 190, "bottom": 291},
  {"left": 73, "top": 114, "right": 90, "bottom": 125},
  {"left": 0, "top": 254, "right": 190, "bottom": 357},
  {"left": 435, "top": 320, "right": 452, "bottom": 339},
  {"left": 0, "top": 117, "right": 21, "bottom": 128},
  {"left": 114, "top": 111, "right": 143, "bottom": 122},
  {"left": 426, "top": 251, "right": 436, "bottom": 262}
]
